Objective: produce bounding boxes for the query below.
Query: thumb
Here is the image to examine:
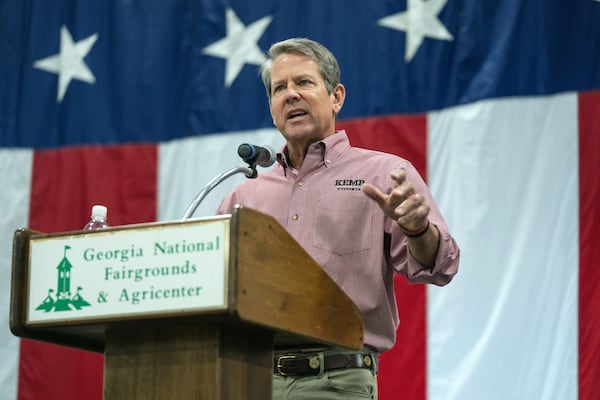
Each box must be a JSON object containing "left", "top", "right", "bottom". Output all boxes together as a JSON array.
[{"left": 362, "top": 183, "right": 386, "bottom": 207}]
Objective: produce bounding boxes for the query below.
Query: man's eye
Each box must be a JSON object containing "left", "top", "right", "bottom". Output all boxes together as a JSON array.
[
  {"left": 272, "top": 85, "right": 284, "bottom": 94},
  {"left": 299, "top": 79, "right": 311, "bottom": 86}
]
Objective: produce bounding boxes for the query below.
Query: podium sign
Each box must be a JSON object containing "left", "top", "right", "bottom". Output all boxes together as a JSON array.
[{"left": 27, "top": 218, "right": 229, "bottom": 325}]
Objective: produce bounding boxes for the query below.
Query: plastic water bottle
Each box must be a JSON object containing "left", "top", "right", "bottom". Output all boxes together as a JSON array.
[{"left": 83, "top": 205, "right": 110, "bottom": 230}]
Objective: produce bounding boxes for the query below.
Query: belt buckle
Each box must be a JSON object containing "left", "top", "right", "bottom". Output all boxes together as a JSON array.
[{"left": 276, "top": 354, "right": 296, "bottom": 376}]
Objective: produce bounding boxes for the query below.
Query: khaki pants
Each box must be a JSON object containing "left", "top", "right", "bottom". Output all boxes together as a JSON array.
[{"left": 273, "top": 368, "right": 378, "bottom": 400}]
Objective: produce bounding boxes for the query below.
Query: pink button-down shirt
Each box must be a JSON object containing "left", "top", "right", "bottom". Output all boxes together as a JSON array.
[{"left": 217, "top": 130, "right": 459, "bottom": 351}]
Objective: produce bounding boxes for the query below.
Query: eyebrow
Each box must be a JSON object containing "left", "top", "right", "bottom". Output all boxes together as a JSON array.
[{"left": 272, "top": 73, "right": 317, "bottom": 87}]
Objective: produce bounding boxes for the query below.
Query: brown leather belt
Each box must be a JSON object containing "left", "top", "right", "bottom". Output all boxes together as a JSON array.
[{"left": 273, "top": 352, "right": 376, "bottom": 376}]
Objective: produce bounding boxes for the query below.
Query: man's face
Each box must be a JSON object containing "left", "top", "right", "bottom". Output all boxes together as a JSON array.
[{"left": 268, "top": 53, "right": 344, "bottom": 147}]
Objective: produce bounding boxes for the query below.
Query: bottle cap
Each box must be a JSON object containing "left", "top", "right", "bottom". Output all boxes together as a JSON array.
[{"left": 91, "top": 205, "right": 107, "bottom": 219}]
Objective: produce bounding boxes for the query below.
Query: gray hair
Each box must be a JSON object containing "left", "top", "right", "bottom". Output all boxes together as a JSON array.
[{"left": 260, "top": 38, "right": 341, "bottom": 99}]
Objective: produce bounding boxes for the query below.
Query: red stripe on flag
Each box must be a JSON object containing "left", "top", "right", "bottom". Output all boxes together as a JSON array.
[
  {"left": 20, "top": 144, "right": 157, "bottom": 400},
  {"left": 339, "top": 115, "right": 427, "bottom": 177},
  {"left": 339, "top": 115, "right": 427, "bottom": 400},
  {"left": 578, "top": 91, "right": 600, "bottom": 400}
]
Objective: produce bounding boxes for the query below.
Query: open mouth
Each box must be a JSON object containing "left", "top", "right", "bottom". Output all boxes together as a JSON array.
[{"left": 287, "top": 110, "right": 308, "bottom": 120}]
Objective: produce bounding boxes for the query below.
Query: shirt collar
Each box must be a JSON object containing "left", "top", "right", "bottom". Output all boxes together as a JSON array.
[{"left": 276, "top": 130, "right": 350, "bottom": 171}]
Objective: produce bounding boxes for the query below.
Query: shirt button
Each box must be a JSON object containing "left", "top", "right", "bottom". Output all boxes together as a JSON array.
[
  {"left": 291, "top": 214, "right": 299, "bottom": 221},
  {"left": 297, "top": 180, "right": 304, "bottom": 186},
  {"left": 325, "top": 159, "right": 331, "bottom": 164}
]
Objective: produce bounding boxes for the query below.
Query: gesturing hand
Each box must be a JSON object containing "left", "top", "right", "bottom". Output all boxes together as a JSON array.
[{"left": 362, "top": 169, "right": 430, "bottom": 233}]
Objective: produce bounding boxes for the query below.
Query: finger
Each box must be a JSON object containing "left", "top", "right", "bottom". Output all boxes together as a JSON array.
[
  {"left": 396, "top": 199, "right": 430, "bottom": 229},
  {"left": 362, "top": 183, "right": 387, "bottom": 206},
  {"left": 389, "top": 183, "right": 413, "bottom": 203},
  {"left": 388, "top": 181, "right": 417, "bottom": 210},
  {"left": 395, "top": 192, "right": 423, "bottom": 215},
  {"left": 390, "top": 169, "right": 407, "bottom": 187},
  {"left": 397, "top": 213, "right": 429, "bottom": 231}
]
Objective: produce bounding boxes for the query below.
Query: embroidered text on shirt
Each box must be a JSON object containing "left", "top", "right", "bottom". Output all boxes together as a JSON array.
[{"left": 335, "top": 179, "right": 365, "bottom": 191}]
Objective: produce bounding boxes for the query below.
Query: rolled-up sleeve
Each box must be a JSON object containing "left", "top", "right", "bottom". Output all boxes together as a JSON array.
[{"left": 406, "top": 226, "right": 460, "bottom": 286}]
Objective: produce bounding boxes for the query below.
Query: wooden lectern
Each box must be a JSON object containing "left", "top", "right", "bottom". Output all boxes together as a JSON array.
[{"left": 10, "top": 206, "right": 363, "bottom": 399}]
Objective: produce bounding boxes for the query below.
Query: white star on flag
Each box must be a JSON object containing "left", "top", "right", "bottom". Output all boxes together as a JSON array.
[
  {"left": 33, "top": 25, "right": 98, "bottom": 102},
  {"left": 202, "top": 8, "right": 272, "bottom": 87},
  {"left": 378, "top": 0, "right": 453, "bottom": 62}
]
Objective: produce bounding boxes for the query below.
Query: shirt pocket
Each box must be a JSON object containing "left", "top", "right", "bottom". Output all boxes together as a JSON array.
[{"left": 312, "top": 196, "right": 373, "bottom": 256}]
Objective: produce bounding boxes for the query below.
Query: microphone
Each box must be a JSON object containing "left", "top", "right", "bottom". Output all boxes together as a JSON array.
[
  {"left": 237, "top": 143, "right": 276, "bottom": 168},
  {"left": 182, "top": 144, "right": 275, "bottom": 219}
]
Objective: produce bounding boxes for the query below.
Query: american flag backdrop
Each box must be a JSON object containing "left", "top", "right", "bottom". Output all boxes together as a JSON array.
[{"left": 1, "top": 0, "right": 599, "bottom": 399}]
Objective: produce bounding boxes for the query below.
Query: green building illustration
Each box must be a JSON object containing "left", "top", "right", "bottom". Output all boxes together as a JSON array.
[{"left": 36, "top": 245, "right": 91, "bottom": 312}]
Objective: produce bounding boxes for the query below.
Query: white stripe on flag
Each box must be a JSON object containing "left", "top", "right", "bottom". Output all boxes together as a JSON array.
[
  {"left": 0, "top": 149, "right": 34, "bottom": 399},
  {"left": 427, "top": 93, "right": 578, "bottom": 400},
  {"left": 158, "top": 129, "right": 283, "bottom": 222}
]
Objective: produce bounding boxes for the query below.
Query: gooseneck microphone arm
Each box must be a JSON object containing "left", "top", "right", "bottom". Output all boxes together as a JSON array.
[
  {"left": 181, "top": 143, "right": 276, "bottom": 220},
  {"left": 181, "top": 165, "right": 255, "bottom": 220}
]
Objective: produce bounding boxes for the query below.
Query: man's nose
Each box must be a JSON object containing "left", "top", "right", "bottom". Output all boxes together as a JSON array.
[{"left": 284, "top": 86, "right": 300, "bottom": 102}]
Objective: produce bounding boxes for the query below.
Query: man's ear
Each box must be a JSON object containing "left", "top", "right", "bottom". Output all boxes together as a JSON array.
[{"left": 332, "top": 83, "right": 346, "bottom": 115}]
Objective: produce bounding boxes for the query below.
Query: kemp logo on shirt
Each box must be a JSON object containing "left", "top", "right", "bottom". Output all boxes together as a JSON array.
[{"left": 335, "top": 179, "right": 365, "bottom": 191}]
